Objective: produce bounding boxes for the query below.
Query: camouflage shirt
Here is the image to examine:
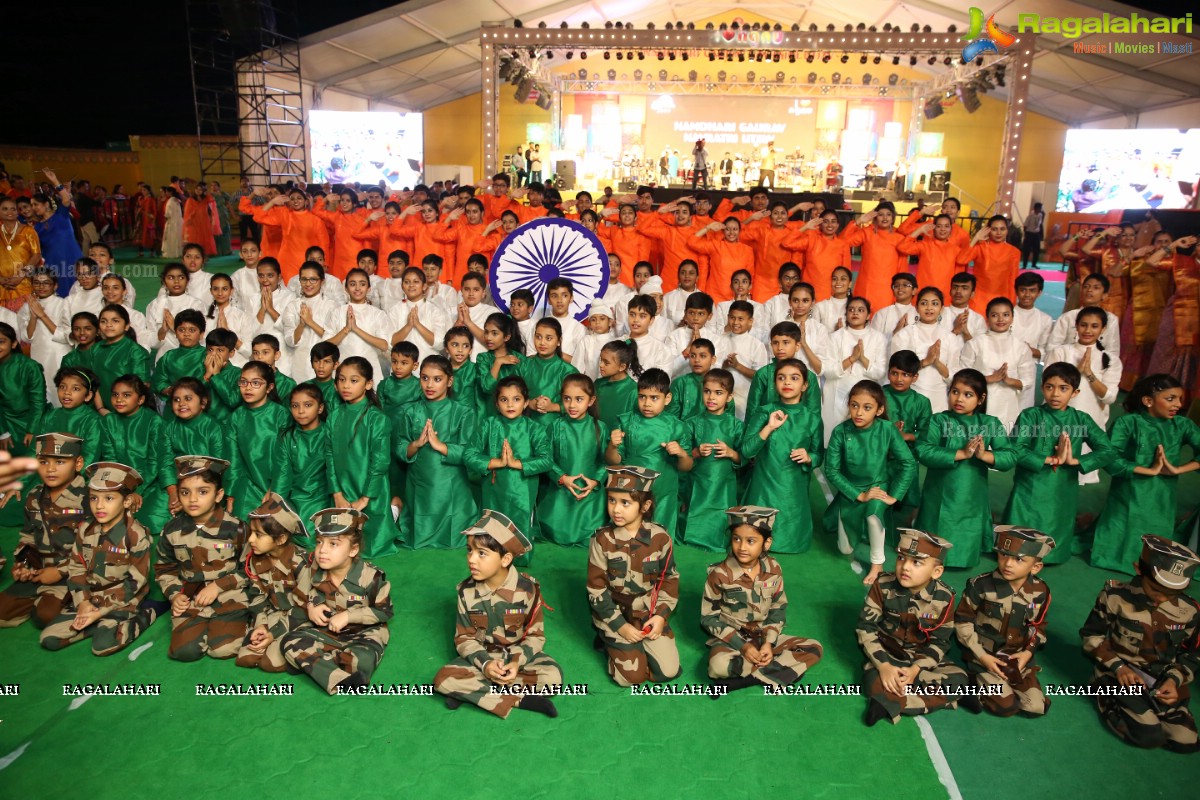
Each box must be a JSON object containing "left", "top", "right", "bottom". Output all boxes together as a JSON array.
[
  {"left": 955, "top": 571, "right": 1051, "bottom": 663},
  {"left": 289, "top": 558, "right": 392, "bottom": 648},
  {"left": 18, "top": 475, "right": 89, "bottom": 571},
  {"left": 155, "top": 508, "right": 249, "bottom": 611},
  {"left": 587, "top": 521, "right": 679, "bottom": 632},
  {"left": 245, "top": 542, "right": 307, "bottom": 639},
  {"left": 1080, "top": 578, "right": 1200, "bottom": 688},
  {"left": 700, "top": 554, "right": 787, "bottom": 649},
  {"left": 68, "top": 518, "right": 152, "bottom": 613},
  {"left": 454, "top": 567, "right": 546, "bottom": 670},
  {"left": 857, "top": 573, "right": 957, "bottom": 668}
]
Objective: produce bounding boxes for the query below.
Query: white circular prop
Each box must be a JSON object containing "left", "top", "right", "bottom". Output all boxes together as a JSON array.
[{"left": 489, "top": 217, "right": 608, "bottom": 322}]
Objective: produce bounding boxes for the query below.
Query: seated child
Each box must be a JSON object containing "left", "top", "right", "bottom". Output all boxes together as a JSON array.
[{"left": 236, "top": 493, "right": 309, "bottom": 673}]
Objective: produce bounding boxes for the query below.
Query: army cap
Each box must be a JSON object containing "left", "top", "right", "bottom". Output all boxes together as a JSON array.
[
  {"left": 606, "top": 466, "right": 660, "bottom": 493},
  {"left": 85, "top": 462, "right": 144, "bottom": 493},
  {"left": 726, "top": 505, "right": 778, "bottom": 535},
  {"left": 993, "top": 525, "right": 1056, "bottom": 560},
  {"left": 249, "top": 492, "right": 307, "bottom": 539},
  {"left": 463, "top": 509, "right": 532, "bottom": 557},
  {"left": 174, "top": 455, "right": 231, "bottom": 479},
  {"left": 897, "top": 528, "right": 953, "bottom": 561},
  {"left": 310, "top": 507, "right": 367, "bottom": 537},
  {"left": 35, "top": 433, "right": 84, "bottom": 458},
  {"left": 1140, "top": 534, "right": 1200, "bottom": 590}
]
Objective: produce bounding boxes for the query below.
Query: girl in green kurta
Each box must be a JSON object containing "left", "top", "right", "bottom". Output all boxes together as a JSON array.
[
  {"left": 464, "top": 377, "right": 552, "bottom": 559},
  {"left": 476, "top": 313, "right": 525, "bottom": 417},
  {"left": 151, "top": 309, "right": 207, "bottom": 403},
  {"left": 395, "top": 355, "right": 480, "bottom": 549},
  {"left": 1090, "top": 374, "right": 1200, "bottom": 574},
  {"left": 1002, "top": 362, "right": 1114, "bottom": 564},
  {"left": 93, "top": 305, "right": 151, "bottom": 414},
  {"left": 596, "top": 339, "right": 640, "bottom": 432},
  {"left": 537, "top": 375, "right": 609, "bottom": 546},
  {"left": 0, "top": 322, "right": 46, "bottom": 458},
  {"left": 522, "top": 318, "right": 579, "bottom": 427},
  {"left": 380, "top": 341, "right": 423, "bottom": 508},
  {"left": 326, "top": 357, "right": 401, "bottom": 559},
  {"left": 823, "top": 379, "right": 916, "bottom": 585},
  {"left": 162, "top": 378, "right": 230, "bottom": 463},
  {"left": 683, "top": 369, "right": 746, "bottom": 550},
  {"left": 745, "top": 322, "right": 823, "bottom": 420},
  {"left": 60, "top": 312, "right": 100, "bottom": 373},
  {"left": 444, "top": 327, "right": 483, "bottom": 417},
  {"left": 273, "top": 383, "right": 330, "bottom": 549},
  {"left": 227, "top": 361, "right": 290, "bottom": 520},
  {"left": 42, "top": 367, "right": 104, "bottom": 466},
  {"left": 99, "top": 375, "right": 173, "bottom": 533},
  {"left": 881, "top": 350, "right": 933, "bottom": 515},
  {"left": 741, "top": 360, "right": 824, "bottom": 555},
  {"left": 915, "top": 369, "right": 1016, "bottom": 571}
]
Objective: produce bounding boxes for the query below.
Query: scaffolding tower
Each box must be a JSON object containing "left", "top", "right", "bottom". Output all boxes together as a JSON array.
[{"left": 185, "top": 0, "right": 306, "bottom": 184}]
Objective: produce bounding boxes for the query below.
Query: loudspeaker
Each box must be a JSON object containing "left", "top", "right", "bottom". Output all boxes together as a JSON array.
[
  {"left": 556, "top": 160, "right": 576, "bottom": 178},
  {"left": 619, "top": 178, "right": 638, "bottom": 192},
  {"left": 556, "top": 176, "right": 575, "bottom": 190},
  {"left": 929, "top": 171, "right": 951, "bottom": 192}
]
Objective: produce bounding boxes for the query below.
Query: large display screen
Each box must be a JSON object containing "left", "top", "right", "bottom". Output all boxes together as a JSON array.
[
  {"left": 309, "top": 110, "right": 424, "bottom": 189},
  {"left": 1056, "top": 128, "right": 1199, "bottom": 213}
]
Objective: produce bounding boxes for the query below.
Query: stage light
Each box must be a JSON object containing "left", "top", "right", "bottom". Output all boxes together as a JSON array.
[
  {"left": 581, "top": 21, "right": 588, "bottom": 29},
  {"left": 809, "top": 24, "right": 818, "bottom": 32},
  {"left": 738, "top": 53, "right": 745, "bottom": 62},
  {"left": 604, "top": 21, "right": 613, "bottom": 29},
  {"left": 775, "top": 71, "right": 785, "bottom": 82},
  {"left": 827, "top": 24, "right": 835, "bottom": 31},
  {"left": 577, "top": 68, "right": 586, "bottom": 79},
  {"left": 566, "top": 52, "right": 573, "bottom": 59},
  {"left": 560, "top": 21, "right": 567, "bottom": 28},
  {"left": 659, "top": 69, "right": 668, "bottom": 80},
  {"left": 709, "top": 52, "right": 715, "bottom": 61},
  {"left": 669, "top": 51, "right": 676, "bottom": 60},
  {"left": 657, "top": 52, "right": 664, "bottom": 60},
  {"left": 647, "top": 22, "right": 656, "bottom": 30},
  {"left": 806, "top": 53, "right": 814, "bottom": 63},
  {"left": 580, "top": 51, "right": 587, "bottom": 59},
  {"left": 821, "top": 53, "right": 830, "bottom": 63},
  {"left": 682, "top": 52, "right": 688, "bottom": 61},
  {"left": 807, "top": 72, "right": 817, "bottom": 84},
  {"left": 756, "top": 52, "right": 764, "bottom": 62},
  {"left": 943, "top": 56, "right": 953, "bottom": 65},
  {"left": 638, "top": 52, "right": 645, "bottom": 60},
  {"left": 873, "top": 55, "right": 881, "bottom": 65},
  {"left": 719, "top": 23, "right": 727, "bottom": 31},
  {"left": 910, "top": 56, "right": 917, "bottom": 66},
  {"left": 603, "top": 51, "right": 610, "bottom": 60},
  {"left": 616, "top": 52, "right": 623, "bottom": 60},
  {"left": 948, "top": 24, "right": 957, "bottom": 33},
  {"left": 995, "top": 65, "right": 1006, "bottom": 86},
  {"left": 792, "top": 23, "right": 800, "bottom": 31},
  {"left": 888, "top": 73, "right": 898, "bottom": 85},
  {"left": 706, "top": 23, "right": 714, "bottom": 30},
  {"left": 718, "top": 70, "right": 726, "bottom": 82},
  {"left": 773, "top": 52, "right": 780, "bottom": 62},
  {"left": 627, "top": 52, "right": 633, "bottom": 60},
  {"left": 860, "top": 55, "right": 868, "bottom": 64},
  {"left": 544, "top": 51, "right": 552, "bottom": 59},
  {"left": 688, "top": 23, "right": 696, "bottom": 30},
  {"left": 924, "top": 96, "right": 943, "bottom": 119},
  {"left": 927, "top": 56, "right": 937, "bottom": 65},
  {"left": 514, "top": 18, "right": 523, "bottom": 27},
  {"left": 880, "top": 87, "right": 888, "bottom": 95},
  {"left": 752, "top": 23, "right": 761, "bottom": 32},
  {"left": 788, "top": 53, "right": 795, "bottom": 63},
  {"left": 538, "top": 21, "right": 546, "bottom": 28},
  {"left": 863, "top": 73, "right": 872, "bottom": 85},
  {"left": 910, "top": 24, "right": 920, "bottom": 32},
  {"left": 821, "top": 85, "right": 830, "bottom": 94},
  {"left": 923, "top": 25, "right": 932, "bottom": 32},
  {"left": 747, "top": 70, "right": 756, "bottom": 81},
  {"left": 762, "top": 84, "right": 771, "bottom": 93},
  {"left": 893, "top": 56, "right": 900, "bottom": 65},
  {"left": 856, "top": 23, "right": 866, "bottom": 31},
  {"left": 831, "top": 71, "right": 841, "bottom": 83},
  {"left": 883, "top": 23, "right": 892, "bottom": 31},
  {"left": 840, "top": 54, "right": 849, "bottom": 63},
  {"left": 957, "top": 82, "right": 980, "bottom": 113},
  {"left": 868, "top": 25, "right": 877, "bottom": 32},
  {"left": 773, "top": 23, "right": 781, "bottom": 31},
  {"left": 844, "top": 24, "right": 853, "bottom": 32},
  {"left": 731, "top": 21, "right": 740, "bottom": 30}
]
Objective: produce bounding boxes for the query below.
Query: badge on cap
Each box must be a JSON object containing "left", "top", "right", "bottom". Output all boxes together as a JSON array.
[
  {"left": 84, "top": 461, "right": 144, "bottom": 493},
  {"left": 174, "top": 455, "right": 231, "bottom": 479},
  {"left": 35, "top": 433, "right": 84, "bottom": 458},
  {"left": 993, "top": 525, "right": 1056, "bottom": 560},
  {"left": 249, "top": 492, "right": 307, "bottom": 539},
  {"left": 310, "top": 507, "right": 367, "bottom": 537},
  {"left": 897, "top": 528, "right": 952, "bottom": 560},
  {"left": 606, "top": 466, "right": 659, "bottom": 493},
  {"left": 463, "top": 509, "right": 532, "bottom": 557},
  {"left": 725, "top": 505, "right": 778, "bottom": 535},
  {"left": 1140, "top": 534, "right": 1200, "bottom": 591}
]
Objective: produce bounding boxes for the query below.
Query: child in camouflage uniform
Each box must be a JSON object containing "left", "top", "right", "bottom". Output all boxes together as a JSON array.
[
  {"left": 0, "top": 434, "right": 89, "bottom": 628},
  {"left": 434, "top": 510, "right": 562, "bottom": 717},
  {"left": 281, "top": 508, "right": 393, "bottom": 694},
  {"left": 701, "top": 505, "right": 824, "bottom": 695},
  {"left": 155, "top": 456, "right": 249, "bottom": 661},
  {"left": 236, "top": 492, "right": 308, "bottom": 673},
  {"left": 954, "top": 525, "right": 1054, "bottom": 717},
  {"left": 587, "top": 466, "right": 682, "bottom": 687},
  {"left": 41, "top": 462, "right": 158, "bottom": 654},
  {"left": 1080, "top": 535, "right": 1200, "bottom": 753}
]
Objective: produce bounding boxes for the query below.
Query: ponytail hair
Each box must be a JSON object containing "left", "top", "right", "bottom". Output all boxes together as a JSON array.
[
  {"left": 601, "top": 338, "right": 644, "bottom": 379},
  {"left": 1076, "top": 306, "right": 1111, "bottom": 370},
  {"left": 485, "top": 311, "right": 525, "bottom": 356},
  {"left": 1124, "top": 373, "right": 1184, "bottom": 415}
]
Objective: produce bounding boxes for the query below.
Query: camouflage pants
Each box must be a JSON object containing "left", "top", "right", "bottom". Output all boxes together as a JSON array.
[
  {"left": 280, "top": 627, "right": 384, "bottom": 695},
  {"left": 434, "top": 654, "right": 562, "bottom": 718},
  {"left": 595, "top": 622, "right": 681, "bottom": 687},
  {"left": 235, "top": 635, "right": 288, "bottom": 673},
  {"left": 0, "top": 580, "right": 68, "bottom": 629},
  {"left": 40, "top": 604, "right": 157, "bottom": 656},
  {"left": 708, "top": 636, "right": 824, "bottom": 686},
  {"left": 168, "top": 609, "right": 247, "bottom": 661},
  {"left": 970, "top": 663, "right": 1047, "bottom": 717},
  {"left": 1093, "top": 674, "right": 1199, "bottom": 753},
  {"left": 863, "top": 658, "right": 969, "bottom": 723}
]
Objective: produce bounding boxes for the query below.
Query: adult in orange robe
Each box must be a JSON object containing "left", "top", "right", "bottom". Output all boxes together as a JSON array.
[
  {"left": 956, "top": 215, "right": 1020, "bottom": 314},
  {"left": 839, "top": 203, "right": 908, "bottom": 314},
  {"left": 739, "top": 200, "right": 815, "bottom": 301},
  {"left": 602, "top": 204, "right": 653, "bottom": 287},
  {"left": 688, "top": 217, "right": 755, "bottom": 303},
  {"left": 896, "top": 214, "right": 964, "bottom": 298},
  {"left": 639, "top": 200, "right": 708, "bottom": 292},
  {"left": 240, "top": 188, "right": 282, "bottom": 260},
  {"left": 433, "top": 200, "right": 492, "bottom": 287},
  {"left": 353, "top": 201, "right": 409, "bottom": 277},
  {"left": 183, "top": 184, "right": 217, "bottom": 255},
  {"left": 780, "top": 210, "right": 852, "bottom": 301},
  {"left": 252, "top": 188, "right": 333, "bottom": 282},
  {"left": 313, "top": 189, "right": 367, "bottom": 279},
  {"left": 0, "top": 197, "right": 39, "bottom": 311}
]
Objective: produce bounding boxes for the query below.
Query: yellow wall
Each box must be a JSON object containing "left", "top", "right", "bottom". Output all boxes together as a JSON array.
[{"left": 423, "top": 94, "right": 483, "bottom": 178}]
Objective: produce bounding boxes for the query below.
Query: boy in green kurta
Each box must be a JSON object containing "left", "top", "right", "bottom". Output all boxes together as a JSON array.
[
  {"left": 741, "top": 360, "right": 824, "bottom": 554},
  {"left": 682, "top": 369, "right": 745, "bottom": 550},
  {"left": 606, "top": 368, "right": 695, "bottom": 538},
  {"left": 537, "top": 375, "right": 609, "bottom": 546},
  {"left": 745, "top": 322, "right": 822, "bottom": 419},
  {"left": 379, "top": 341, "right": 423, "bottom": 512},
  {"left": 61, "top": 312, "right": 99, "bottom": 373},
  {"left": 303, "top": 341, "right": 341, "bottom": 411},
  {"left": 1003, "top": 363, "right": 1114, "bottom": 564},
  {"left": 91, "top": 310, "right": 150, "bottom": 414},
  {"left": 881, "top": 350, "right": 932, "bottom": 519},
  {"left": 202, "top": 328, "right": 244, "bottom": 423},
  {"left": 151, "top": 309, "right": 207, "bottom": 403},
  {"left": 251, "top": 334, "right": 296, "bottom": 401},
  {"left": 670, "top": 338, "right": 715, "bottom": 421},
  {"left": 595, "top": 340, "right": 639, "bottom": 432}
]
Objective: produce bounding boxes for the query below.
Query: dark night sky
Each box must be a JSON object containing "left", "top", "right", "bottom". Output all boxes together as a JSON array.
[{"left": 2, "top": 0, "right": 1188, "bottom": 149}]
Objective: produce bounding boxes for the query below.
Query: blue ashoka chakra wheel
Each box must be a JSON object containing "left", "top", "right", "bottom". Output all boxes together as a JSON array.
[{"left": 489, "top": 217, "right": 608, "bottom": 322}]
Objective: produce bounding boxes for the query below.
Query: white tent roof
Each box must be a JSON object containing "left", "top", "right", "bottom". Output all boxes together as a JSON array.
[{"left": 299, "top": 0, "right": 1200, "bottom": 124}]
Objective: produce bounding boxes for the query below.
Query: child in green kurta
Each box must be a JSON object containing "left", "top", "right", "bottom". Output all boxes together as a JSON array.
[
  {"left": 746, "top": 322, "right": 823, "bottom": 420},
  {"left": 273, "top": 383, "right": 330, "bottom": 549},
  {"left": 476, "top": 313, "right": 525, "bottom": 417},
  {"left": 162, "top": 377, "right": 230, "bottom": 517},
  {"left": 395, "top": 355, "right": 480, "bottom": 549},
  {"left": 521, "top": 318, "right": 579, "bottom": 427},
  {"left": 596, "top": 339, "right": 639, "bottom": 432},
  {"left": 326, "top": 357, "right": 400, "bottom": 559},
  {"left": 670, "top": 338, "right": 714, "bottom": 421},
  {"left": 42, "top": 367, "right": 104, "bottom": 466},
  {"left": 882, "top": 350, "right": 932, "bottom": 518},
  {"left": 303, "top": 341, "right": 341, "bottom": 411},
  {"left": 60, "top": 312, "right": 99, "bottom": 373},
  {"left": 1091, "top": 374, "right": 1200, "bottom": 574},
  {"left": 152, "top": 309, "right": 207, "bottom": 403},
  {"left": 98, "top": 375, "right": 173, "bottom": 533},
  {"left": 201, "top": 328, "right": 243, "bottom": 422},
  {"left": 444, "top": 327, "right": 483, "bottom": 417},
  {"left": 251, "top": 334, "right": 296, "bottom": 402},
  {"left": 537, "top": 374, "right": 609, "bottom": 546},
  {"left": 227, "top": 361, "right": 290, "bottom": 520},
  {"left": 916, "top": 369, "right": 1016, "bottom": 571},
  {"left": 1003, "top": 362, "right": 1114, "bottom": 564},
  {"left": 682, "top": 369, "right": 745, "bottom": 550},
  {"left": 0, "top": 322, "right": 46, "bottom": 461},
  {"left": 740, "top": 360, "right": 824, "bottom": 554},
  {"left": 824, "top": 379, "right": 916, "bottom": 585},
  {"left": 92, "top": 305, "right": 150, "bottom": 414},
  {"left": 606, "top": 368, "right": 695, "bottom": 538},
  {"left": 379, "top": 341, "right": 422, "bottom": 511}
]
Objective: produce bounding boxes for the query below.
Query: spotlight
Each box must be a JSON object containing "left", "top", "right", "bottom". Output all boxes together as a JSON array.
[
  {"left": 927, "top": 56, "right": 937, "bottom": 65},
  {"left": 827, "top": 24, "right": 835, "bottom": 31},
  {"left": 657, "top": 52, "right": 664, "bottom": 60},
  {"left": 659, "top": 69, "right": 668, "bottom": 81},
  {"left": 634, "top": 69, "right": 642, "bottom": 80},
  {"left": 806, "top": 53, "right": 814, "bottom": 63},
  {"left": 957, "top": 82, "right": 980, "bottom": 113},
  {"left": 756, "top": 52, "right": 764, "bottom": 62},
  {"left": 923, "top": 25, "right": 932, "bottom": 32},
  {"left": 821, "top": 52, "right": 830, "bottom": 63},
  {"left": 856, "top": 23, "right": 866, "bottom": 31},
  {"left": 924, "top": 96, "right": 943, "bottom": 119},
  {"left": 607, "top": 69, "right": 616, "bottom": 80},
  {"left": 627, "top": 52, "right": 633, "bottom": 60},
  {"left": 831, "top": 71, "right": 841, "bottom": 83},
  {"left": 731, "top": 21, "right": 740, "bottom": 30},
  {"left": 718, "top": 70, "right": 727, "bottom": 82},
  {"left": 773, "top": 52, "right": 780, "bottom": 62},
  {"left": 581, "top": 21, "right": 589, "bottom": 29},
  {"left": 709, "top": 52, "right": 715, "bottom": 61},
  {"left": 682, "top": 52, "right": 688, "bottom": 61},
  {"left": 893, "top": 56, "right": 900, "bottom": 65},
  {"left": 888, "top": 73, "right": 898, "bottom": 86},
  {"left": 775, "top": 70, "right": 785, "bottom": 82},
  {"left": 840, "top": 54, "right": 849, "bottom": 63},
  {"left": 544, "top": 51, "right": 553, "bottom": 59},
  {"left": 576, "top": 68, "right": 586, "bottom": 79},
  {"left": 910, "top": 55, "right": 917, "bottom": 66},
  {"left": 580, "top": 51, "right": 587, "bottom": 59},
  {"left": 844, "top": 24, "right": 853, "bottom": 32},
  {"left": 514, "top": 18, "right": 523, "bottom": 27},
  {"left": 863, "top": 73, "right": 872, "bottom": 85},
  {"left": 615, "top": 52, "right": 623, "bottom": 60},
  {"left": 638, "top": 52, "right": 645, "bottom": 60},
  {"left": 873, "top": 55, "right": 881, "bottom": 65},
  {"left": 792, "top": 23, "right": 800, "bottom": 31},
  {"left": 560, "top": 21, "right": 567, "bottom": 28},
  {"left": 752, "top": 23, "right": 761, "bottom": 31},
  {"left": 566, "top": 52, "right": 573, "bottom": 59},
  {"left": 747, "top": 70, "right": 756, "bottom": 82},
  {"left": 910, "top": 24, "right": 920, "bottom": 32},
  {"left": 773, "top": 23, "right": 781, "bottom": 31},
  {"left": 706, "top": 23, "right": 714, "bottom": 30},
  {"left": 604, "top": 51, "right": 611, "bottom": 60},
  {"left": 738, "top": 53, "right": 745, "bottom": 62},
  {"left": 665, "top": 22, "right": 673, "bottom": 30},
  {"left": 807, "top": 72, "right": 817, "bottom": 84},
  {"left": 668, "top": 51, "right": 676, "bottom": 60},
  {"left": 883, "top": 23, "right": 892, "bottom": 32},
  {"left": 860, "top": 55, "right": 868, "bottom": 64},
  {"left": 948, "top": 24, "right": 957, "bottom": 33},
  {"left": 604, "top": 21, "right": 613, "bottom": 29},
  {"left": 943, "top": 56, "right": 953, "bottom": 65},
  {"left": 809, "top": 24, "right": 818, "bottom": 32},
  {"left": 688, "top": 70, "right": 697, "bottom": 81},
  {"left": 537, "top": 21, "right": 546, "bottom": 28},
  {"left": 788, "top": 53, "right": 795, "bottom": 63}
]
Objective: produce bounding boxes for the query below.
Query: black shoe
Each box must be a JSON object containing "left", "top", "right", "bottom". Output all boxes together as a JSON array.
[
  {"left": 711, "top": 676, "right": 760, "bottom": 698},
  {"left": 444, "top": 696, "right": 464, "bottom": 710},
  {"left": 958, "top": 695, "right": 983, "bottom": 714},
  {"left": 865, "top": 699, "right": 891, "bottom": 727},
  {"left": 518, "top": 695, "right": 558, "bottom": 717},
  {"left": 592, "top": 634, "right": 606, "bottom": 652}
]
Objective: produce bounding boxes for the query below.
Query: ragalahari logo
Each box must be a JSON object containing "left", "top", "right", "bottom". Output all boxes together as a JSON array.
[{"left": 961, "top": 7, "right": 1016, "bottom": 61}]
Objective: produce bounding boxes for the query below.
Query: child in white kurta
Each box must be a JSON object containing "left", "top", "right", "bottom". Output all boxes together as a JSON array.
[
  {"left": 823, "top": 298, "right": 888, "bottom": 443},
  {"left": 960, "top": 299, "right": 1035, "bottom": 433}
]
